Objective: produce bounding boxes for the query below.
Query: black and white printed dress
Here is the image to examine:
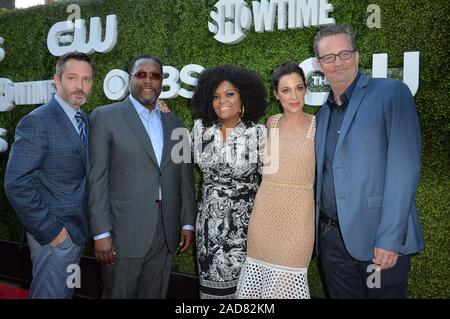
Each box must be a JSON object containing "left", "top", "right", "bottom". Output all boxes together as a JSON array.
[{"left": 191, "top": 119, "right": 266, "bottom": 299}]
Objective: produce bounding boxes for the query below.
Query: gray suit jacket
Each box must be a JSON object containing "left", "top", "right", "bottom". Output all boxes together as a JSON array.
[{"left": 88, "top": 98, "right": 196, "bottom": 258}]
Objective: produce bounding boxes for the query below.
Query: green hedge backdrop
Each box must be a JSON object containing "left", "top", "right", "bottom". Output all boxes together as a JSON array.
[{"left": 0, "top": 0, "right": 448, "bottom": 298}]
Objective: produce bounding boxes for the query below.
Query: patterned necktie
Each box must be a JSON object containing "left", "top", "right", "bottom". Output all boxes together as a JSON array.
[{"left": 75, "top": 110, "right": 87, "bottom": 147}]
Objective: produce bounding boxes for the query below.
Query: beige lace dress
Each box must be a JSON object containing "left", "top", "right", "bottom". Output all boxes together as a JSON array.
[{"left": 236, "top": 113, "right": 316, "bottom": 299}]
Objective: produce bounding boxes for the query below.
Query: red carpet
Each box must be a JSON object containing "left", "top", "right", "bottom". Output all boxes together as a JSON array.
[{"left": 0, "top": 284, "right": 29, "bottom": 299}]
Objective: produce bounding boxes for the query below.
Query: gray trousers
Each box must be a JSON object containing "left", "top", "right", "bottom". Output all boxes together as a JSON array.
[
  {"left": 101, "top": 210, "right": 173, "bottom": 299},
  {"left": 26, "top": 232, "right": 82, "bottom": 299}
]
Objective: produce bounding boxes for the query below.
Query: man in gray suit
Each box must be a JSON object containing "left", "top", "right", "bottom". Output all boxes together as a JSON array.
[
  {"left": 88, "top": 54, "right": 196, "bottom": 299},
  {"left": 5, "top": 52, "right": 94, "bottom": 298}
]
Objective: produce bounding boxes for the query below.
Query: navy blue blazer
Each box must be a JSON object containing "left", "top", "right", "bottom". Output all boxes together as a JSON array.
[
  {"left": 315, "top": 74, "right": 425, "bottom": 261},
  {"left": 4, "top": 97, "right": 89, "bottom": 246}
]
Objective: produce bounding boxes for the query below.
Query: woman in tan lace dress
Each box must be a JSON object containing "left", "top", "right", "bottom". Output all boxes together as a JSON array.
[{"left": 236, "top": 62, "right": 315, "bottom": 299}]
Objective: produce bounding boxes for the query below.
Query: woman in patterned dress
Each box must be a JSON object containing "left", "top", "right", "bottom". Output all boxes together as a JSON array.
[
  {"left": 191, "top": 65, "right": 267, "bottom": 298},
  {"left": 236, "top": 62, "right": 316, "bottom": 299}
]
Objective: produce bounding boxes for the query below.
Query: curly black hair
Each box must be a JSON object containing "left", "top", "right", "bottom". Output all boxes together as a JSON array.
[{"left": 191, "top": 65, "right": 267, "bottom": 127}]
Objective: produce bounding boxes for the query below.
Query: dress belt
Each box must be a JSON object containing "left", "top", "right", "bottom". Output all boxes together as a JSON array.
[{"left": 263, "top": 177, "right": 313, "bottom": 189}]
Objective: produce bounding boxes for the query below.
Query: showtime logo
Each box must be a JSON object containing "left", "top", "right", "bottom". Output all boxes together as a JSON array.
[{"left": 208, "top": 0, "right": 335, "bottom": 44}]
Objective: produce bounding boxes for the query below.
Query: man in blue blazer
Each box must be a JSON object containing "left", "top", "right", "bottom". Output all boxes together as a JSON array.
[
  {"left": 4, "top": 52, "right": 94, "bottom": 298},
  {"left": 313, "top": 25, "right": 425, "bottom": 298}
]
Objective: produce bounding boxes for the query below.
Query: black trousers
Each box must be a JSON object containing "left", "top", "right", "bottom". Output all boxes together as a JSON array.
[{"left": 319, "top": 220, "right": 411, "bottom": 299}]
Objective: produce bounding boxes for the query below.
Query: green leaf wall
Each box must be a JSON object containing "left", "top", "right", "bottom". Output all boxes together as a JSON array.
[{"left": 0, "top": 0, "right": 448, "bottom": 298}]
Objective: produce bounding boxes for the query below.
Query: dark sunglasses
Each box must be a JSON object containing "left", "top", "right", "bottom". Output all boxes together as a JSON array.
[{"left": 131, "top": 71, "right": 162, "bottom": 81}]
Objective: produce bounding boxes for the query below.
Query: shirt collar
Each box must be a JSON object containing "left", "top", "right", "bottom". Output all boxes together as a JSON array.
[
  {"left": 54, "top": 94, "right": 79, "bottom": 120},
  {"left": 327, "top": 72, "right": 361, "bottom": 110},
  {"left": 129, "top": 94, "right": 160, "bottom": 116}
]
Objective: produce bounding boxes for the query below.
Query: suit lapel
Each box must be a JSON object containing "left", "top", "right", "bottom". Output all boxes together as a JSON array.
[
  {"left": 50, "top": 98, "right": 88, "bottom": 172},
  {"left": 81, "top": 110, "right": 89, "bottom": 141},
  {"left": 315, "top": 103, "right": 331, "bottom": 190},
  {"left": 334, "top": 74, "right": 369, "bottom": 156},
  {"left": 50, "top": 98, "right": 83, "bottom": 147},
  {"left": 159, "top": 112, "right": 171, "bottom": 171},
  {"left": 81, "top": 110, "right": 89, "bottom": 171},
  {"left": 121, "top": 98, "right": 159, "bottom": 167}
]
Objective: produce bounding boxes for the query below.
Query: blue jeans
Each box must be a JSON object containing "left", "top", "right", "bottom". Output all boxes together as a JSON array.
[
  {"left": 26, "top": 232, "right": 82, "bottom": 299},
  {"left": 319, "top": 221, "right": 411, "bottom": 299}
]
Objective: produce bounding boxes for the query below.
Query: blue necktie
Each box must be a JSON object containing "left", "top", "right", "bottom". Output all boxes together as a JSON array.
[{"left": 75, "top": 110, "right": 87, "bottom": 147}]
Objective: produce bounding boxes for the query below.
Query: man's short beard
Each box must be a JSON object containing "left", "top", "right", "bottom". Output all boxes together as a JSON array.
[
  {"left": 71, "top": 97, "right": 87, "bottom": 106},
  {"left": 139, "top": 96, "right": 157, "bottom": 107}
]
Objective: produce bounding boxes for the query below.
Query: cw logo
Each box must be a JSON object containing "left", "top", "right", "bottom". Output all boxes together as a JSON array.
[{"left": 47, "top": 14, "right": 118, "bottom": 56}]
